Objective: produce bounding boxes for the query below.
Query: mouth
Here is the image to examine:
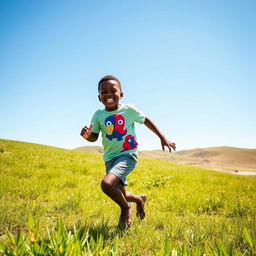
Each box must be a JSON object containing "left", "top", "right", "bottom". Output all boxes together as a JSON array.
[{"left": 105, "top": 97, "right": 115, "bottom": 104}]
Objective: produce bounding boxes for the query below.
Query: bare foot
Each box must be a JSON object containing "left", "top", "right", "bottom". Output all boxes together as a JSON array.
[
  {"left": 136, "top": 194, "right": 147, "bottom": 220},
  {"left": 119, "top": 203, "right": 134, "bottom": 229}
]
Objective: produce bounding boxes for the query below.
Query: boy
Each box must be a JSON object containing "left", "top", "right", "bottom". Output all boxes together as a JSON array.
[{"left": 80, "top": 75, "right": 176, "bottom": 228}]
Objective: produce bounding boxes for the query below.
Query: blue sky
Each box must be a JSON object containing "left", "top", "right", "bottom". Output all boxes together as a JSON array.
[{"left": 1, "top": 0, "right": 255, "bottom": 151}]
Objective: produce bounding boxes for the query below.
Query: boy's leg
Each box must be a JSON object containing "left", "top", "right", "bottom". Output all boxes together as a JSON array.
[
  {"left": 119, "top": 185, "right": 147, "bottom": 220},
  {"left": 101, "top": 173, "right": 133, "bottom": 226}
]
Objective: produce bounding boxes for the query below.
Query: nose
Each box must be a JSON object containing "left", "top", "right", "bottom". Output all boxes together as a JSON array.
[{"left": 105, "top": 90, "right": 112, "bottom": 96}]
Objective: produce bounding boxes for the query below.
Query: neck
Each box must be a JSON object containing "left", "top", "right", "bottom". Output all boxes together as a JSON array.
[{"left": 105, "top": 103, "right": 120, "bottom": 111}]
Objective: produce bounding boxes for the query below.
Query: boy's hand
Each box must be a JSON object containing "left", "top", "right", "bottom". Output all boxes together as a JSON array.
[
  {"left": 161, "top": 138, "right": 176, "bottom": 153},
  {"left": 80, "top": 124, "right": 93, "bottom": 139}
]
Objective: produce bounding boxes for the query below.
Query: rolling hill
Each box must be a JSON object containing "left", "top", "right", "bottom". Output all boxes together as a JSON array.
[
  {"left": 75, "top": 146, "right": 256, "bottom": 172},
  {"left": 74, "top": 145, "right": 103, "bottom": 153}
]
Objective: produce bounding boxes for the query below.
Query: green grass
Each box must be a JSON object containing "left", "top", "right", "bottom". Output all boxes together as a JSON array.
[{"left": 0, "top": 139, "right": 256, "bottom": 255}]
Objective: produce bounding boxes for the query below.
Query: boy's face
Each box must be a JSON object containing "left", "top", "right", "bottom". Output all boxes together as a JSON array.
[{"left": 98, "top": 80, "right": 123, "bottom": 111}]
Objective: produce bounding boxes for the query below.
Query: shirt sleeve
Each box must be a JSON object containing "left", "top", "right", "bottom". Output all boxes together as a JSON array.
[
  {"left": 128, "top": 104, "right": 146, "bottom": 124},
  {"left": 90, "top": 111, "right": 100, "bottom": 133}
]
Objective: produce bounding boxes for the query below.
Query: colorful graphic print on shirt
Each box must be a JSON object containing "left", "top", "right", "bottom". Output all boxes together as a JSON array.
[
  {"left": 104, "top": 114, "right": 138, "bottom": 152},
  {"left": 105, "top": 114, "right": 127, "bottom": 141},
  {"left": 121, "top": 135, "right": 138, "bottom": 152}
]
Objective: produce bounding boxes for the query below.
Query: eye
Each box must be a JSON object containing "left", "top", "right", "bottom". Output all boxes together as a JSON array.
[
  {"left": 117, "top": 119, "right": 123, "bottom": 125},
  {"left": 106, "top": 121, "right": 112, "bottom": 126},
  {"left": 128, "top": 139, "right": 131, "bottom": 143}
]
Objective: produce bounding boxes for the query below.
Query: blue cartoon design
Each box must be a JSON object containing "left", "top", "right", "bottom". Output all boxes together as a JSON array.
[
  {"left": 105, "top": 114, "right": 127, "bottom": 141},
  {"left": 121, "top": 135, "right": 138, "bottom": 152}
]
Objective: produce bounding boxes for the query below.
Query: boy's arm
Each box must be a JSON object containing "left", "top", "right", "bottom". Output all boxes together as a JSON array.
[
  {"left": 144, "top": 117, "right": 176, "bottom": 153},
  {"left": 80, "top": 124, "right": 99, "bottom": 142}
]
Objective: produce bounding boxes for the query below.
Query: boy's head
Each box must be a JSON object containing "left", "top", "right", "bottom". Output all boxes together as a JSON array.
[
  {"left": 98, "top": 75, "right": 122, "bottom": 92},
  {"left": 98, "top": 75, "right": 123, "bottom": 111}
]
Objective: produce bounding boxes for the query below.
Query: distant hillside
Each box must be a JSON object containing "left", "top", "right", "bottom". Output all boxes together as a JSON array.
[
  {"left": 74, "top": 146, "right": 103, "bottom": 153},
  {"left": 75, "top": 145, "right": 256, "bottom": 172},
  {"left": 140, "top": 146, "right": 256, "bottom": 171}
]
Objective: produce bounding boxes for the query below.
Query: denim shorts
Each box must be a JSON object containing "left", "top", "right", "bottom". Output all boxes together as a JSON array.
[{"left": 105, "top": 153, "right": 138, "bottom": 186}]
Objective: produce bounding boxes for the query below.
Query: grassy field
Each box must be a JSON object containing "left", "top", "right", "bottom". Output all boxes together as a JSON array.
[{"left": 0, "top": 139, "right": 256, "bottom": 255}]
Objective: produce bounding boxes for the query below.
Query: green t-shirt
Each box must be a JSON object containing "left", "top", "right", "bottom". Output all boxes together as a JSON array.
[{"left": 91, "top": 104, "right": 145, "bottom": 162}]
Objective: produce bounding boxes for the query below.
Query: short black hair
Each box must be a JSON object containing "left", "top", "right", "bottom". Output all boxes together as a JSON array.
[{"left": 98, "top": 75, "right": 122, "bottom": 92}]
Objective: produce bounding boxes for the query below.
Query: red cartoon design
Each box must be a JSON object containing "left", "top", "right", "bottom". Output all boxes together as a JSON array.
[{"left": 121, "top": 135, "right": 138, "bottom": 152}]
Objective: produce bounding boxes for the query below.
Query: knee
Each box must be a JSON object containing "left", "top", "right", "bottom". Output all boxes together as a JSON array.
[{"left": 101, "top": 179, "right": 112, "bottom": 193}]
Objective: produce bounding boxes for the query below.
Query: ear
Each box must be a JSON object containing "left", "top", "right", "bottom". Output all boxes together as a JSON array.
[
  {"left": 120, "top": 92, "right": 123, "bottom": 98},
  {"left": 98, "top": 95, "right": 101, "bottom": 102}
]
